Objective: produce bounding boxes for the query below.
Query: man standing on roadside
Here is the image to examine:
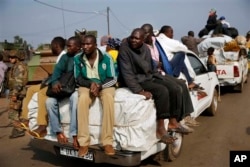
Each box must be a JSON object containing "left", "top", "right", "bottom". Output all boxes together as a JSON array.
[{"left": 8, "top": 50, "right": 28, "bottom": 138}]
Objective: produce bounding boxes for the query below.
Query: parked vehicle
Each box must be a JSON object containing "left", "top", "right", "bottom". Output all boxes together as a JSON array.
[
  {"left": 27, "top": 49, "right": 56, "bottom": 85},
  {"left": 28, "top": 51, "right": 220, "bottom": 166}
]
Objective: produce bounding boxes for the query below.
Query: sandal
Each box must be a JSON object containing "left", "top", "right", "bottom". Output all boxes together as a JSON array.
[
  {"left": 156, "top": 133, "right": 177, "bottom": 144},
  {"left": 28, "top": 129, "right": 47, "bottom": 139},
  {"left": 168, "top": 124, "right": 193, "bottom": 134},
  {"left": 189, "top": 83, "right": 204, "bottom": 91},
  {"left": 12, "top": 119, "right": 29, "bottom": 130}
]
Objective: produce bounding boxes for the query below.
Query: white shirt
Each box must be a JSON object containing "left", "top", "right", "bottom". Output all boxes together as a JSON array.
[
  {"left": 156, "top": 33, "right": 196, "bottom": 79},
  {"left": 221, "top": 20, "right": 230, "bottom": 28},
  {"left": 156, "top": 33, "right": 188, "bottom": 60},
  {"left": 56, "top": 50, "right": 67, "bottom": 63}
]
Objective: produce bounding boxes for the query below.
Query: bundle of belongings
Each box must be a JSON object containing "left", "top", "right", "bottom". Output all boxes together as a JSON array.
[
  {"left": 197, "top": 34, "right": 248, "bottom": 64},
  {"left": 224, "top": 35, "right": 247, "bottom": 52}
]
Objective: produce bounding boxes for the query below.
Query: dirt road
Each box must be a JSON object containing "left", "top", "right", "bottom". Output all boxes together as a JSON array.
[{"left": 0, "top": 82, "right": 250, "bottom": 167}]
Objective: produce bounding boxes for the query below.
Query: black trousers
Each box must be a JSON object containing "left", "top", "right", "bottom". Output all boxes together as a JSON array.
[{"left": 140, "top": 75, "right": 194, "bottom": 121}]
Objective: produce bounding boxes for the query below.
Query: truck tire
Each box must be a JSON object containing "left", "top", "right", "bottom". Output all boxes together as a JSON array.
[
  {"left": 163, "top": 132, "right": 183, "bottom": 162},
  {"left": 206, "top": 89, "right": 218, "bottom": 116},
  {"left": 234, "top": 79, "right": 244, "bottom": 93}
]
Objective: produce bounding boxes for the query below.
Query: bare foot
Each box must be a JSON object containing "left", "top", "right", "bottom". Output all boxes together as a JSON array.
[
  {"left": 188, "top": 82, "right": 196, "bottom": 89},
  {"left": 56, "top": 132, "right": 68, "bottom": 144},
  {"left": 73, "top": 136, "right": 79, "bottom": 149},
  {"left": 156, "top": 127, "right": 176, "bottom": 144}
]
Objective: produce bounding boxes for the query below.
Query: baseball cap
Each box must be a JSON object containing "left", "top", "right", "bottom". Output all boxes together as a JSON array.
[{"left": 219, "top": 16, "right": 225, "bottom": 20}]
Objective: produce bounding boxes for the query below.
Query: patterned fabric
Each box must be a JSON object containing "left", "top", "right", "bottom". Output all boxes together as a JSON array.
[
  {"left": 8, "top": 61, "right": 28, "bottom": 96},
  {"left": 8, "top": 61, "right": 28, "bottom": 122},
  {"left": 107, "top": 38, "right": 122, "bottom": 50}
]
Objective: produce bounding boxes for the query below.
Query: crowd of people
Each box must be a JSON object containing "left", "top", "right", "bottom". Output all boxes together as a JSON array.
[
  {"left": 2, "top": 11, "right": 250, "bottom": 157},
  {"left": 4, "top": 26, "right": 201, "bottom": 156}
]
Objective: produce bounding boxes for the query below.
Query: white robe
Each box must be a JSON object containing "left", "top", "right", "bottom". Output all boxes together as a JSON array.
[{"left": 156, "top": 33, "right": 196, "bottom": 79}]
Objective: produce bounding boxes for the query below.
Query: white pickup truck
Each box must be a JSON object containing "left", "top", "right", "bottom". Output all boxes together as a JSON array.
[
  {"left": 198, "top": 35, "right": 248, "bottom": 92},
  {"left": 28, "top": 51, "right": 220, "bottom": 166}
]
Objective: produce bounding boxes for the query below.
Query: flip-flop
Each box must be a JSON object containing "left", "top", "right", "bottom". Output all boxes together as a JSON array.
[
  {"left": 78, "top": 146, "right": 89, "bottom": 157},
  {"left": 157, "top": 133, "right": 177, "bottom": 144},
  {"left": 28, "top": 129, "right": 47, "bottom": 139},
  {"left": 168, "top": 125, "right": 193, "bottom": 134},
  {"left": 19, "top": 122, "right": 29, "bottom": 130},
  {"left": 189, "top": 83, "right": 204, "bottom": 91},
  {"left": 12, "top": 120, "right": 29, "bottom": 130}
]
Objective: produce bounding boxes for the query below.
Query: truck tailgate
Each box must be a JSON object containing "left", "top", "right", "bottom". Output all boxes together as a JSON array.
[{"left": 217, "top": 64, "right": 234, "bottom": 79}]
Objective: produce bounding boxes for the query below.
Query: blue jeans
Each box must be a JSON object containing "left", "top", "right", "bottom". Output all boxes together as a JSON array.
[
  {"left": 46, "top": 91, "right": 78, "bottom": 137},
  {"left": 170, "top": 52, "right": 193, "bottom": 84}
]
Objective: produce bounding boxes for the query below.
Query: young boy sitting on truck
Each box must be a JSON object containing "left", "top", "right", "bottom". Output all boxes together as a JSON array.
[{"left": 207, "top": 47, "right": 217, "bottom": 72}]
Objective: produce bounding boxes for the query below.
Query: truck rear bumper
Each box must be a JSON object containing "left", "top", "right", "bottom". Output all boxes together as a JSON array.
[
  {"left": 219, "top": 79, "right": 241, "bottom": 86},
  {"left": 30, "top": 138, "right": 141, "bottom": 167}
]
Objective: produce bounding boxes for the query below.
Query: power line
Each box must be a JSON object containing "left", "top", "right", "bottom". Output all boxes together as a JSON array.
[
  {"left": 2, "top": 14, "right": 102, "bottom": 38},
  {"left": 33, "top": 0, "right": 129, "bottom": 35},
  {"left": 61, "top": 0, "right": 66, "bottom": 39},
  {"left": 109, "top": 9, "right": 131, "bottom": 32},
  {"left": 33, "top": 0, "right": 100, "bottom": 14}
]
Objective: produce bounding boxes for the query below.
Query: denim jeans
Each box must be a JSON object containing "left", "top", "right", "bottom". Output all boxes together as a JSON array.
[
  {"left": 170, "top": 52, "right": 193, "bottom": 84},
  {"left": 46, "top": 91, "right": 78, "bottom": 137}
]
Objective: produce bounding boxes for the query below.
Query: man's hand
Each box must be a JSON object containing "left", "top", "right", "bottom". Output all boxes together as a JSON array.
[
  {"left": 157, "top": 61, "right": 163, "bottom": 68},
  {"left": 138, "top": 90, "right": 153, "bottom": 100},
  {"left": 90, "top": 82, "right": 101, "bottom": 97},
  {"left": 52, "top": 83, "right": 62, "bottom": 93}
]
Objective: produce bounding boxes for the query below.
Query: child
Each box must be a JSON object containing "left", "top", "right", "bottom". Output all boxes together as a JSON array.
[
  {"left": 7, "top": 50, "right": 28, "bottom": 138},
  {"left": 207, "top": 47, "right": 217, "bottom": 72}
]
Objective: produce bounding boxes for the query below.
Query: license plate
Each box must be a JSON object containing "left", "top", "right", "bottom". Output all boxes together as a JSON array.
[{"left": 60, "top": 147, "right": 94, "bottom": 161}]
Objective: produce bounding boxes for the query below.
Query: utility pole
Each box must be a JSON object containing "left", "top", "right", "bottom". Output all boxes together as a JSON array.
[
  {"left": 107, "top": 6, "right": 110, "bottom": 35},
  {"left": 61, "top": 0, "right": 66, "bottom": 39}
]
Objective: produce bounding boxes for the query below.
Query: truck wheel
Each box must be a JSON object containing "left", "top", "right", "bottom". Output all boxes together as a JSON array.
[
  {"left": 163, "top": 132, "right": 183, "bottom": 162},
  {"left": 206, "top": 89, "right": 218, "bottom": 116},
  {"left": 245, "top": 74, "right": 248, "bottom": 83},
  {"left": 235, "top": 79, "right": 244, "bottom": 93}
]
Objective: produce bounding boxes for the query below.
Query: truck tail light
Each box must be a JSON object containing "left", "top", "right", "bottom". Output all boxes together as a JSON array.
[{"left": 234, "top": 66, "right": 239, "bottom": 77}]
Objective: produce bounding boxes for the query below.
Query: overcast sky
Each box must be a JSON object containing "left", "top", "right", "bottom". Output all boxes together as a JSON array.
[{"left": 0, "top": 0, "right": 249, "bottom": 48}]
